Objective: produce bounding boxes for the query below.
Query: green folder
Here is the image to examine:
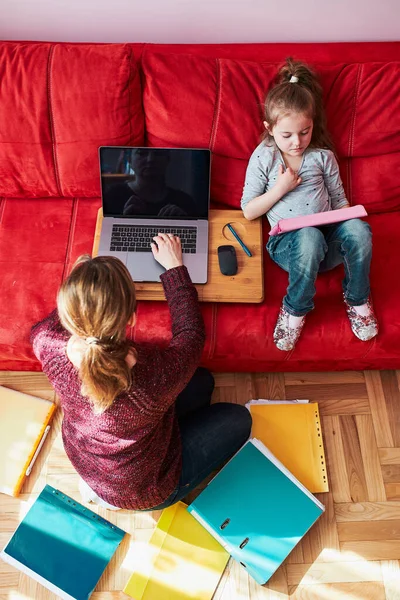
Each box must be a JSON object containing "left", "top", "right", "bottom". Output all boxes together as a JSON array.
[
  {"left": 188, "top": 438, "right": 325, "bottom": 585},
  {"left": 0, "top": 485, "right": 125, "bottom": 600}
]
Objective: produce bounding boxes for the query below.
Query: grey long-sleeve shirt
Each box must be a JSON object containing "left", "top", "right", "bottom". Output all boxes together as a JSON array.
[{"left": 241, "top": 142, "right": 349, "bottom": 227}]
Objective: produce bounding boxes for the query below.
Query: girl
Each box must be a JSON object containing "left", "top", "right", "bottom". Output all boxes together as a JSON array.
[
  {"left": 31, "top": 234, "right": 251, "bottom": 510},
  {"left": 241, "top": 58, "right": 378, "bottom": 351}
]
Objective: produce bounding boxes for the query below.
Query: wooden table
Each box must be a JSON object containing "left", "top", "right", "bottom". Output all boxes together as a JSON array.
[{"left": 92, "top": 209, "right": 264, "bottom": 303}]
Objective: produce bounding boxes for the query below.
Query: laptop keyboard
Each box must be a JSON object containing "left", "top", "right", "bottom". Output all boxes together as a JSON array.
[{"left": 110, "top": 224, "right": 197, "bottom": 253}]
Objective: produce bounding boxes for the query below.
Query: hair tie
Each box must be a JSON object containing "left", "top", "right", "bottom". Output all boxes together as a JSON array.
[
  {"left": 85, "top": 336, "right": 100, "bottom": 346},
  {"left": 289, "top": 75, "right": 299, "bottom": 83}
]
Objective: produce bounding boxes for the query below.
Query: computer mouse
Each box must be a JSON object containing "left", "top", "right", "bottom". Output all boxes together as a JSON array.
[{"left": 217, "top": 245, "right": 238, "bottom": 276}]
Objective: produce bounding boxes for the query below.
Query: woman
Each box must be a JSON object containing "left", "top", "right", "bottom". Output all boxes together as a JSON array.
[{"left": 31, "top": 233, "right": 251, "bottom": 510}]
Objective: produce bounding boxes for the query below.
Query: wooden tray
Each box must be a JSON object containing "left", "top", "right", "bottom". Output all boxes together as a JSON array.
[{"left": 92, "top": 209, "right": 264, "bottom": 303}]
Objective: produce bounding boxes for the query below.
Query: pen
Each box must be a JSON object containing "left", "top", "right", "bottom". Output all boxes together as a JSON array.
[
  {"left": 227, "top": 223, "right": 252, "bottom": 257},
  {"left": 25, "top": 426, "right": 51, "bottom": 476}
]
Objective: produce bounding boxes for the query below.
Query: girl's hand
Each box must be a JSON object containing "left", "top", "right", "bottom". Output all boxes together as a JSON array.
[
  {"left": 151, "top": 233, "right": 183, "bottom": 270},
  {"left": 276, "top": 164, "right": 302, "bottom": 196}
]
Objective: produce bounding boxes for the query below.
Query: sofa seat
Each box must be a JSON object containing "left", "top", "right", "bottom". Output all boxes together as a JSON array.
[
  {"left": 1, "top": 196, "right": 399, "bottom": 372},
  {"left": 1, "top": 40, "right": 399, "bottom": 372}
]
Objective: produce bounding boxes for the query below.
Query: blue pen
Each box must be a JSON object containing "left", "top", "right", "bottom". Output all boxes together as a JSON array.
[{"left": 227, "top": 223, "right": 252, "bottom": 257}]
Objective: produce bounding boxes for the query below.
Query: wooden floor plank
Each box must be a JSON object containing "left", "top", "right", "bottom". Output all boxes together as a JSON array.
[
  {"left": 356, "top": 414, "right": 387, "bottom": 501},
  {"left": 322, "top": 416, "right": 352, "bottom": 503},
  {"left": 340, "top": 540, "right": 400, "bottom": 561},
  {"left": 284, "top": 372, "right": 365, "bottom": 386},
  {"left": 253, "top": 373, "right": 286, "bottom": 401},
  {"left": 286, "top": 560, "right": 383, "bottom": 585},
  {"left": 288, "top": 582, "right": 386, "bottom": 600},
  {"left": 365, "top": 371, "right": 394, "bottom": 448},
  {"left": 385, "top": 484, "right": 400, "bottom": 500},
  {"left": 340, "top": 416, "right": 369, "bottom": 503},
  {"left": 335, "top": 501, "right": 400, "bottom": 522},
  {"left": 337, "top": 520, "right": 400, "bottom": 542},
  {"left": 379, "top": 448, "right": 400, "bottom": 465},
  {"left": 234, "top": 372, "right": 256, "bottom": 405},
  {"left": 382, "top": 465, "right": 400, "bottom": 484},
  {"left": 285, "top": 384, "right": 369, "bottom": 415}
]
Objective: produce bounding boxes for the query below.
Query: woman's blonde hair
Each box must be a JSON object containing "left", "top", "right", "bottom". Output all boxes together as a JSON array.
[
  {"left": 57, "top": 255, "right": 137, "bottom": 414},
  {"left": 263, "top": 57, "right": 335, "bottom": 152}
]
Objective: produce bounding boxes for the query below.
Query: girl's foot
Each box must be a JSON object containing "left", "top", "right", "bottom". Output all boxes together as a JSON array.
[
  {"left": 344, "top": 297, "right": 378, "bottom": 341},
  {"left": 273, "top": 305, "right": 306, "bottom": 351}
]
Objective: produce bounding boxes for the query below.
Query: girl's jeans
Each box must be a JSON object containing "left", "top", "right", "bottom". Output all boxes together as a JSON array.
[
  {"left": 148, "top": 367, "right": 252, "bottom": 510},
  {"left": 266, "top": 219, "right": 372, "bottom": 317}
]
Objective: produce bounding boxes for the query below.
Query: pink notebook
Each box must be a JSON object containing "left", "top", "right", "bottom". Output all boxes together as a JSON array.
[{"left": 269, "top": 205, "right": 368, "bottom": 236}]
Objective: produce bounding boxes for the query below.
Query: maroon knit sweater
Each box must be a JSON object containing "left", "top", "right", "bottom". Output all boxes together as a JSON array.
[{"left": 30, "top": 266, "right": 205, "bottom": 510}]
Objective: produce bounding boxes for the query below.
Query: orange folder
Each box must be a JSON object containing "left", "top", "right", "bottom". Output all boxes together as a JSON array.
[
  {"left": 247, "top": 401, "right": 328, "bottom": 493},
  {"left": 0, "top": 386, "right": 56, "bottom": 496}
]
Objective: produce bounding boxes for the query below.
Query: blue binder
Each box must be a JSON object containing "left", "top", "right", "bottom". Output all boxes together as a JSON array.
[
  {"left": 0, "top": 485, "right": 126, "bottom": 600},
  {"left": 187, "top": 438, "right": 324, "bottom": 585}
]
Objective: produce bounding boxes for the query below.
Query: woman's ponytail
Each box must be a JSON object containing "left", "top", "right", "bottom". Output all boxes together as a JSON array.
[
  {"left": 58, "top": 255, "right": 137, "bottom": 414},
  {"left": 79, "top": 339, "right": 133, "bottom": 414}
]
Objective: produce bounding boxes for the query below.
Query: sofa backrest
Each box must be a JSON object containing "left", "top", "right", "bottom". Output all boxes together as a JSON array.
[
  {"left": 0, "top": 41, "right": 399, "bottom": 215},
  {"left": 141, "top": 46, "right": 400, "bottom": 214},
  {"left": 0, "top": 42, "right": 144, "bottom": 198}
]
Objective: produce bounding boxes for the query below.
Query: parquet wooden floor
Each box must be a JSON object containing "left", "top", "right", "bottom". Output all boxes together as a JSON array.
[{"left": 1, "top": 370, "right": 400, "bottom": 600}]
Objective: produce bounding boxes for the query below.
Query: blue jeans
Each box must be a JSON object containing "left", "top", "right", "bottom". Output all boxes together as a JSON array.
[
  {"left": 266, "top": 219, "right": 372, "bottom": 316},
  {"left": 147, "top": 367, "right": 252, "bottom": 510}
]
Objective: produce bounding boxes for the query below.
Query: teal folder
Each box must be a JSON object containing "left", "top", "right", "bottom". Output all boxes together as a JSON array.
[
  {"left": 0, "top": 485, "right": 125, "bottom": 600},
  {"left": 187, "top": 439, "right": 324, "bottom": 585}
]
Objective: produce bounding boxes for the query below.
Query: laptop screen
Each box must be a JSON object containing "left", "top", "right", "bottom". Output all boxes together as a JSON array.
[{"left": 99, "top": 147, "right": 210, "bottom": 219}]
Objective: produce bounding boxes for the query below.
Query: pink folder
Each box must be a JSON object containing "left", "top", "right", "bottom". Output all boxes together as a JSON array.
[{"left": 269, "top": 205, "right": 368, "bottom": 236}]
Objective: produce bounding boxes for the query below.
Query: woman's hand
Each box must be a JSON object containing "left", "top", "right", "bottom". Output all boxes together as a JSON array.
[
  {"left": 276, "top": 164, "right": 302, "bottom": 196},
  {"left": 151, "top": 233, "right": 183, "bottom": 270}
]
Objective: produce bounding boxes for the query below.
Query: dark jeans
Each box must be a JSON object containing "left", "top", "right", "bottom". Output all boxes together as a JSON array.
[
  {"left": 147, "top": 367, "right": 252, "bottom": 510},
  {"left": 266, "top": 219, "right": 372, "bottom": 316}
]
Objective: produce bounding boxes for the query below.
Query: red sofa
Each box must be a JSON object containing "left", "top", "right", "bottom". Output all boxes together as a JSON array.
[{"left": 1, "top": 41, "right": 400, "bottom": 372}]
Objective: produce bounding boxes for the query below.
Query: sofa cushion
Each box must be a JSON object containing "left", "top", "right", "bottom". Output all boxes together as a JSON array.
[
  {"left": 142, "top": 51, "right": 400, "bottom": 214},
  {"left": 0, "top": 42, "right": 143, "bottom": 198},
  {"left": 2, "top": 195, "right": 399, "bottom": 372}
]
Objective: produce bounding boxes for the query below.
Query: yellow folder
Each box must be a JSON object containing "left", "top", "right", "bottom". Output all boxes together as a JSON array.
[
  {"left": 124, "top": 501, "right": 229, "bottom": 600},
  {"left": 0, "top": 386, "right": 56, "bottom": 497},
  {"left": 247, "top": 401, "right": 328, "bottom": 493}
]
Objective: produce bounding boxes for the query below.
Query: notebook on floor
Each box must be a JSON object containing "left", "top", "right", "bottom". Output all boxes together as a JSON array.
[
  {"left": 124, "top": 501, "right": 229, "bottom": 600},
  {"left": 246, "top": 400, "right": 328, "bottom": 492},
  {"left": 269, "top": 204, "right": 367, "bottom": 236},
  {"left": 1, "top": 485, "right": 126, "bottom": 600},
  {"left": 0, "top": 385, "right": 56, "bottom": 497},
  {"left": 187, "top": 438, "right": 325, "bottom": 585},
  {"left": 99, "top": 146, "right": 211, "bottom": 283}
]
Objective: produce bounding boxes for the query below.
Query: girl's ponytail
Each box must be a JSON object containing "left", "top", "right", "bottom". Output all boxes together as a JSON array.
[{"left": 264, "top": 57, "right": 335, "bottom": 152}]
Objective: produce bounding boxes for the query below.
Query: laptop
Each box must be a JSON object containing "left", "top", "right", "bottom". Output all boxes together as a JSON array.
[{"left": 98, "top": 147, "right": 211, "bottom": 283}]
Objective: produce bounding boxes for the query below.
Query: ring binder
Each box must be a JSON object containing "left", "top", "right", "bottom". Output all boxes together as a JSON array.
[
  {"left": 188, "top": 439, "right": 325, "bottom": 585},
  {"left": 1, "top": 485, "right": 126, "bottom": 600}
]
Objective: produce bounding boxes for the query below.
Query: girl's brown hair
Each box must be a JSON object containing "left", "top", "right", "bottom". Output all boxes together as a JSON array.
[
  {"left": 57, "top": 255, "right": 137, "bottom": 414},
  {"left": 264, "top": 57, "right": 335, "bottom": 152}
]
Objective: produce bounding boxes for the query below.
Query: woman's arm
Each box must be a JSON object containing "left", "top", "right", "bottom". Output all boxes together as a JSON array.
[
  {"left": 30, "top": 309, "right": 64, "bottom": 364},
  {"left": 136, "top": 235, "right": 205, "bottom": 410}
]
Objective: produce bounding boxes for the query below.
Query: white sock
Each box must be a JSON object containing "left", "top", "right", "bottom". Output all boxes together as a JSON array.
[
  {"left": 288, "top": 314, "right": 304, "bottom": 328},
  {"left": 353, "top": 303, "right": 371, "bottom": 317}
]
